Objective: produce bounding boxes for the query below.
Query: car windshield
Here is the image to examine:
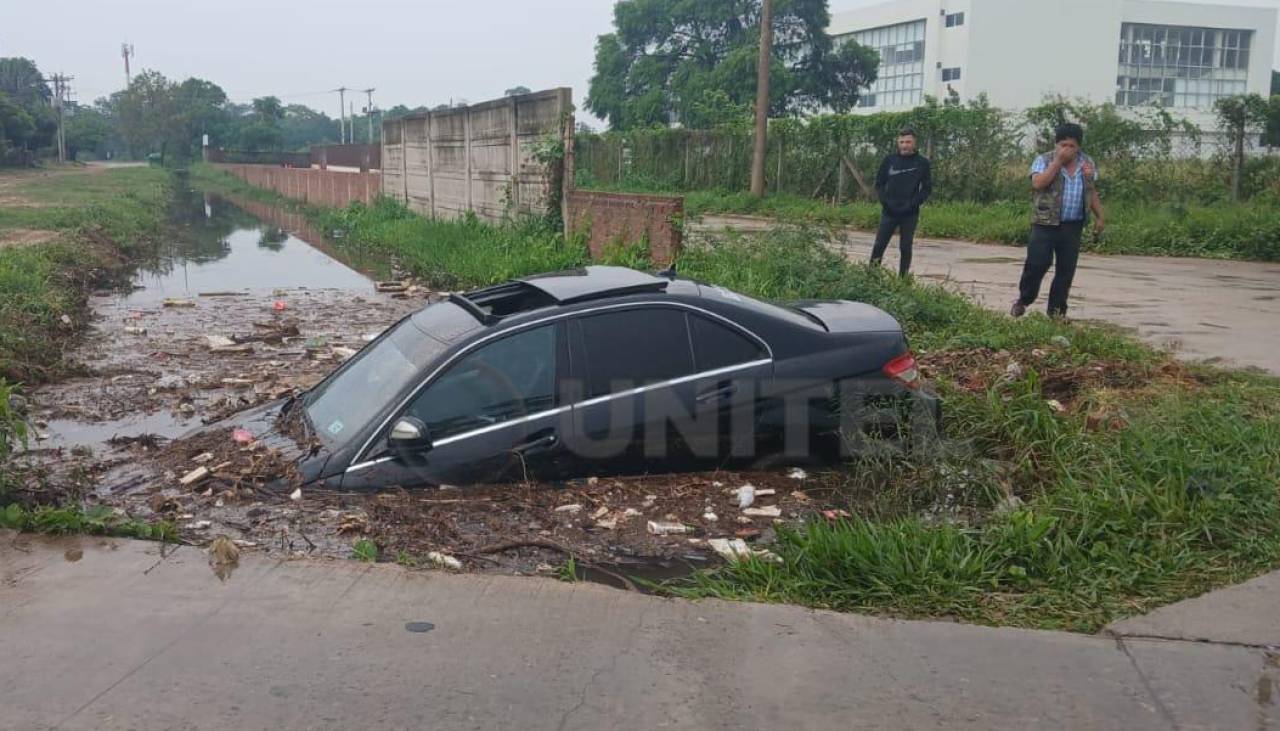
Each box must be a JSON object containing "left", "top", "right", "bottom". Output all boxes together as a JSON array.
[{"left": 304, "top": 317, "right": 446, "bottom": 446}]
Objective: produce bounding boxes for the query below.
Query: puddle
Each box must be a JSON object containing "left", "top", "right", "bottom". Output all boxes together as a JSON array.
[{"left": 38, "top": 412, "right": 190, "bottom": 452}]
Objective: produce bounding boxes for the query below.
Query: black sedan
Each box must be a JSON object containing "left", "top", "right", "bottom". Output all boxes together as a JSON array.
[{"left": 241, "top": 266, "right": 939, "bottom": 489}]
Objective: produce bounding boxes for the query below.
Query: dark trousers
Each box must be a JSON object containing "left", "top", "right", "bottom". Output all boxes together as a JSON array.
[
  {"left": 1018, "top": 221, "right": 1084, "bottom": 316},
  {"left": 871, "top": 211, "right": 918, "bottom": 276}
]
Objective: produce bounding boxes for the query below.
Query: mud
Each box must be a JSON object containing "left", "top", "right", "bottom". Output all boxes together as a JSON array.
[{"left": 14, "top": 192, "right": 851, "bottom": 581}]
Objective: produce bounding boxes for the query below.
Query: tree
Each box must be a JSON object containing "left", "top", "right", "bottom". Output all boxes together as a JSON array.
[
  {"left": 504, "top": 86, "right": 532, "bottom": 97},
  {"left": 0, "top": 91, "right": 36, "bottom": 149},
  {"left": 0, "top": 57, "right": 57, "bottom": 150},
  {"left": 1272, "top": 70, "right": 1279, "bottom": 97},
  {"left": 586, "top": 0, "right": 878, "bottom": 129},
  {"left": 116, "top": 70, "right": 179, "bottom": 162},
  {"left": 64, "top": 104, "right": 113, "bottom": 159},
  {"left": 238, "top": 96, "right": 285, "bottom": 151},
  {"left": 172, "top": 78, "right": 230, "bottom": 156},
  {"left": 280, "top": 104, "right": 340, "bottom": 150},
  {"left": 1213, "top": 94, "right": 1269, "bottom": 201}
]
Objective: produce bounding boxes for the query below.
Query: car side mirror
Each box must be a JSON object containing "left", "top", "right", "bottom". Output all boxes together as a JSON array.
[{"left": 387, "top": 416, "right": 433, "bottom": 454}]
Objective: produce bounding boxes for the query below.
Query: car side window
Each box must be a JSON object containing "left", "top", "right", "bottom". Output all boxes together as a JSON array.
[
  {"left": 404, "top": 324, "right": 556, "bottom": 440},
  {"left": 689, "top": 313, "right": 767, "bottom": 371},
  {"left": 577, "top": 308, "right": 694, "bottom": 398}
]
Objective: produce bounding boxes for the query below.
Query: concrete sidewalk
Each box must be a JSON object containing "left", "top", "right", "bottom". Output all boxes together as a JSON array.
[
  {"left": 690, "top": 215, "right": 1280, "bottom": 375},
  {"left": 3, "top": 532, "right": 1277, "bottom": 730}
]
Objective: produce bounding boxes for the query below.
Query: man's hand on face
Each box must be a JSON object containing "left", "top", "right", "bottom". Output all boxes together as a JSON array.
[{"left": 1055, "top": 142, "right": 1078, "bottom": 164}]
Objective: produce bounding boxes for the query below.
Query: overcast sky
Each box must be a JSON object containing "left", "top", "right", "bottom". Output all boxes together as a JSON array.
[{"left": 2, "top": 0, "right": 1277, "bottom": 128}]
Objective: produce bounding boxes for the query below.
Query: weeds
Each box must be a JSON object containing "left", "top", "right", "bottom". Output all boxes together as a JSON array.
[
  {"left": 0, "top": 166, "right": 171, "bottom": 381},
  {"left": 352, "top": 539, "right": 378, "bottom": 562},
  {"left": 0, "top": 503, "right": 176, "bottom": 541},
  {"left": 556, "top": 555, "right": 579, "bottom": 583}
]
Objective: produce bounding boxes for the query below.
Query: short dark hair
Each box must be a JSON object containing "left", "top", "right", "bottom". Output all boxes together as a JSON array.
[
  {"left": 1055, "top": 123, "right": 1084, "bottom": 145},
  {"left": 897, "top": 127, "right": 917, "bottom": 139}
]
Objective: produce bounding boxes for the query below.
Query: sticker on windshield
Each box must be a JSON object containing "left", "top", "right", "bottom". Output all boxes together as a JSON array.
[{"left": 327, "top": 420, "right": 345, "bottom": 436}]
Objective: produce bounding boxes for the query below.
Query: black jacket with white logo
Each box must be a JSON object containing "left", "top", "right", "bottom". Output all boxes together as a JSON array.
[{"left": 875, "top": 153, "right": 933, "bottom": 217}]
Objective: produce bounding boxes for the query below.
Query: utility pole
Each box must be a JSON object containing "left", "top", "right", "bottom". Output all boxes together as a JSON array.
[
  {"left": 362, "top": 88, "right": 376, "bottom": 144},
  {"left": 334, "top": 87, "right": 348, "bottom": 145},
  {"left": 349, "top": 101, "right": 356, "bottom": 144},
  {"left": 47, "top": 73, "right": 73, "bottom": 163},
  {"left": 121, "top": 43, "right": 134, "bottom": 87},
  {"left": 750, "top": 0, "right": 774, "bottom": 198}
]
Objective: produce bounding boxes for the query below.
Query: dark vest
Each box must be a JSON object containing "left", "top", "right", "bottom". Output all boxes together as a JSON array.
[{"left": 1031, "top": 151, "right": 1095, "bottom": 227}]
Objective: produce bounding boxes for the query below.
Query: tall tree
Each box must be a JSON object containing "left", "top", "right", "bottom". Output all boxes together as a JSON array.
[
  {"left": 172, "top": 78, "right": 230, "bottom": 155},
  {"left": 586, "top": 0, "right": 878, "bottom": 129},
  {"left": 0, "top": 57, "right": 57, "bottom": 149},
  {"left": 237, "top": 96, "right": 285, "bottom": 151},
  {"left": 280, "top": 104, "right": 339, "bottom": 150},
  {"left": 116, "top": 70, "right": 179, "bottom": 162}
]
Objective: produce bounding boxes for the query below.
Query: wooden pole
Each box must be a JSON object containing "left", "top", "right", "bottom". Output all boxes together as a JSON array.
[{"left": 750, "top": 0, "right": 774, "bottom": 197}]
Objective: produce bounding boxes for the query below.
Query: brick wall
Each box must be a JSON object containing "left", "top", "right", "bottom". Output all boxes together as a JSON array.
[
  {"left": 566, "top": 190, "right": 683, "bottom": 266},
  {"left": 213, "top": 164, "right": 381, "bottom": 209}
]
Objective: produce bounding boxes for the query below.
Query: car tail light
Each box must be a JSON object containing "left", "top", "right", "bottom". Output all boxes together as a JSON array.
[{"left": 883, "top": 352, "right": 921, "bottom": 390}]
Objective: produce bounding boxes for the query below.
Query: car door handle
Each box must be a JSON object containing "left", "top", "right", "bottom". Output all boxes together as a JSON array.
[
  {"left": 513, "top": 431, "right": 558, "bottom": 455},
  {"left": 696, "top": 382, "right": 738, "bottom": 404}
]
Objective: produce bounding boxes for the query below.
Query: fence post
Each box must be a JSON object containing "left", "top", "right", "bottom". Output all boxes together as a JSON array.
[
  {"left": 510, "top": 96, "right": 521, "bottom": 214},
  {"left": 776, "top": 134, "right": 784, "bottom": 194},
  {"left": 464, "top": 105, "right": 474, "bottom": 213},
  {"left": 683, "top": 134, "right": 692, "bottom": 189},
  {"left": 425, "top": 114, "right": 436, "bottom": 218}
]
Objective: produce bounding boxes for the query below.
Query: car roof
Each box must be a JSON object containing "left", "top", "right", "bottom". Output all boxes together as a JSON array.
[{"left": 517, "top": 266, "right": 668, "bottom": 304}]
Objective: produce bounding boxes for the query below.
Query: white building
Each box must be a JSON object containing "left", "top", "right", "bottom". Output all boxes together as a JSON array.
[{"left": 829, "top": 0, "right": 1277, "bottom": 128}]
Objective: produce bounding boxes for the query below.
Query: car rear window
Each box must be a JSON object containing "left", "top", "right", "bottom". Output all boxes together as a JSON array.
[{"left": 577, "top": 308, "right": 694, "bottom": 398}]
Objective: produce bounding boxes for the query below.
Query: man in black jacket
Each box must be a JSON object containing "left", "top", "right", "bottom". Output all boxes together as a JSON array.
[{"left": 872, "top": 128, "right": 933, "bottom": 276}]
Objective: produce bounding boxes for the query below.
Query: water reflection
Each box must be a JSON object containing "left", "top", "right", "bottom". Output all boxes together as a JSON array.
[{"left": 126, "top": 191, "right": 376, "bottom": 305}]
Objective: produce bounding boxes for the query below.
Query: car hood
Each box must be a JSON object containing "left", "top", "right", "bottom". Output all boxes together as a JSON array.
[{"left": 198, "top": 398, "right": 332, "bottom": 485}]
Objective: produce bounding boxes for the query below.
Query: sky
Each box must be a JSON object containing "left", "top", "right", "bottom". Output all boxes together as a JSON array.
[{"left": 2, "top": 0, "right": 1277, "bottom": 129}]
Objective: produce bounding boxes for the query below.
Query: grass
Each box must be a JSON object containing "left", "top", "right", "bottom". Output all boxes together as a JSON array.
[
  {"left": 672, "top": 189, "right": 1280, "bottom": 261},
  {"left": 189, "top": 164, "right": 1280, "bottom": 631},
  {"left": 0, "top": 165, "right": 171, "bottom": 382},
  {"left": 0, "top": 502, "right": 176, "bottom": 541},
  {"left": 352, "top": 539, "right": 378, "bottom": 562}
]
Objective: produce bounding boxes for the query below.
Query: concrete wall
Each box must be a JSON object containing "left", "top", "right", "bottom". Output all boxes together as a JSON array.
[
  {"left": 382, "top": 88, "right": 572, "bottom": 224},
  {"left": 566, "top": 191, "right": 684, "bottom": 267},
  {"left": 213, "top": 164, "right": 381, "bottom": 208}
]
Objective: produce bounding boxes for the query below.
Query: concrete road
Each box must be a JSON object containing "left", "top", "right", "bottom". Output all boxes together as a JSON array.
[
  {"left": 691, "top": 215, "right": 1280, "bottom": 375},
  {"left": 3, "top": 532, "right": 1278, "bottom": 730}
]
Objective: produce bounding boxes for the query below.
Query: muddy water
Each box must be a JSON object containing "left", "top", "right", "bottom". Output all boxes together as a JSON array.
[{"left": 25, "top": 191, "right": 415, "bottom": 455}]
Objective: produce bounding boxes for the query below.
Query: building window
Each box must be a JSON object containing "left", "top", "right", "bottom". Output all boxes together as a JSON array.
[
  {"left": 942, "top": 67, "right": 961, "bottom": 82},
  {"left": 945, "top": 12, "right": 965, "bottom": 28},
  {"left": 836, "top": 19, "right": 926, "bottom": 109},
  {"left": 1116, "top": 23, "right": 1252, "bottom": 108}
]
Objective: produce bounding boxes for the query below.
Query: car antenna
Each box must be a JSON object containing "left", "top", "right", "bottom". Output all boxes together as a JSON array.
[{"left": 655, "top": 263, "right": 677, "bottom": 280}]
